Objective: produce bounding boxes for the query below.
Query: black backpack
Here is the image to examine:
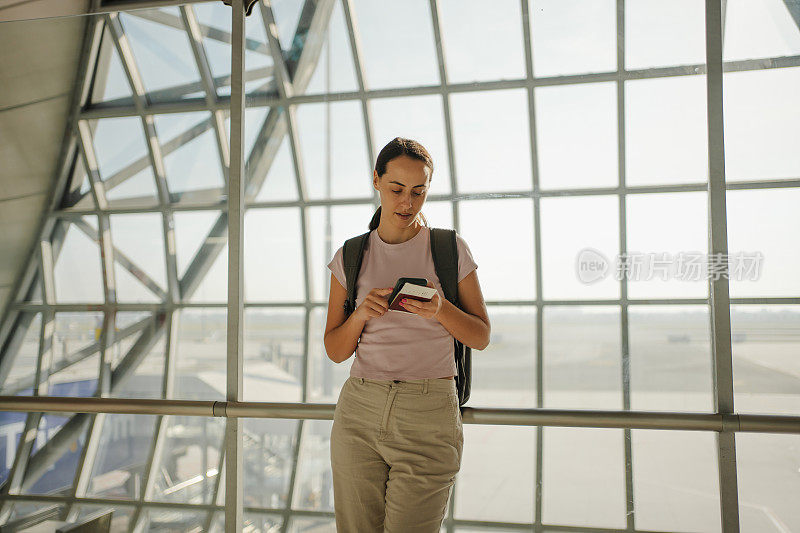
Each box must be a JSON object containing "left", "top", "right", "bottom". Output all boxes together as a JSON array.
[{"left": 341, "top": 227, "right": 471, "bottom": 408}]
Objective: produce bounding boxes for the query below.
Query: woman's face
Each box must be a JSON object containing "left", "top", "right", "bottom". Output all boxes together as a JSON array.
[{"left": 373, "top": 155, "right": 431, "bottom": 227}]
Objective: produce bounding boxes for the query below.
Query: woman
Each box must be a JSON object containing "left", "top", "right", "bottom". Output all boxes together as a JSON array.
[{"left": 324, "top": 137, "right": 490, "bottom": 532}]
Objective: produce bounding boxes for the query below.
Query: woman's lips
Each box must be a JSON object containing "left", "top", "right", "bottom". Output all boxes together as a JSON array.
[{"left": 396, "top": 212, "right": 412, "bottom": 219}]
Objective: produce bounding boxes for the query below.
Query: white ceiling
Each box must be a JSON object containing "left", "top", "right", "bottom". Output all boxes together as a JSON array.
[{"left": 0, "top": 3, "right": 90, "bottom": 319}]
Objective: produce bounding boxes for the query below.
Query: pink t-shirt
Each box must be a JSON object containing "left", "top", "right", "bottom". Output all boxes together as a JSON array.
[{"left": 327, "top": 225, "right": 478, "bottom": 380}]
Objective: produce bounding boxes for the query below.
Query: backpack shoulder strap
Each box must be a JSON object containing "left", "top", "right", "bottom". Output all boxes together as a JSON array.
[
  {"left": 430, "top": 227, "right": 460, "bottom": 308},
  {"left": 342, "top": 231, "right": 371, "bottom": 316}
]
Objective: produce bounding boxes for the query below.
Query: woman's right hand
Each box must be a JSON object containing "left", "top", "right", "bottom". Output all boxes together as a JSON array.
[{"left": 354, "top": 287, "right": 394, "bottom": 322}]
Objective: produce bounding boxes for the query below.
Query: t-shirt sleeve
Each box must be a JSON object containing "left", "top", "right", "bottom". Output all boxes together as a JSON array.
[
  {"left": 455, "top": 233, "right": 478, "bottom": 283},
  {"left": 327, "top": 246, "right": 346, "bottom": 289}
]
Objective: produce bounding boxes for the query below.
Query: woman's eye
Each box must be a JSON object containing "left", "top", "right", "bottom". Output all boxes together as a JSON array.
[
  {"left": 392, "top": 190, "right": 402, "bottom": 194},
  {"left": 413, "top": 192, "right": 423, "bottom": 197}
]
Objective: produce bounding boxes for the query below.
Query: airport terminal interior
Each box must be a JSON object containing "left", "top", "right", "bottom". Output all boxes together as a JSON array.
[{"left": 0, "top": 0, "right": 799, "bottom": 531}]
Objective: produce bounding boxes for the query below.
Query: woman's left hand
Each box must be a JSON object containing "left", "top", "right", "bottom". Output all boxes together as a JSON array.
[{"left": 400, "top": 281, "right": 443, "bottom": 320}]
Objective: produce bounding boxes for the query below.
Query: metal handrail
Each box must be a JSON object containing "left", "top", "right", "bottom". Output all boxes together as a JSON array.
[{"left": 1, "top": 395, "right": 798, "bottom": 434}]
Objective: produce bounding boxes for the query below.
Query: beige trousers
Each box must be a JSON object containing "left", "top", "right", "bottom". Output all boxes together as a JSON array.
[{"left": 330, "top": 376, "right": 464, "bottom": 532}]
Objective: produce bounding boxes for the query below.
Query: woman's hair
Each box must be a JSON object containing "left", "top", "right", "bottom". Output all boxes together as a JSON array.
[{"left": 369, "top": 137, "right": 434, "bottom": 231}]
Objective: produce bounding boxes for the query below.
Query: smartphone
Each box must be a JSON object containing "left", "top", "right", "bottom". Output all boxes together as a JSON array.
[{"left": 386, "top": 277, "right": 428, "bottom": 308}]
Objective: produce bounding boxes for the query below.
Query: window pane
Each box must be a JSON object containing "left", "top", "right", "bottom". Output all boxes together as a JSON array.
[
  {"left": 469, "top": 306, "right": 536, "bottom": 409},
  {"left": 304, "top": 0, "right": 358, "bottom": 95},
  {"left": 110, "top": 213, "right": 167, "bottom": 303},
  {"left": 54, "top": 220, "right": 104, "bottom": 303},
  {"left": 625, "top": 0, "right": 706, "bottom": 70},
  {"left": 535, "top": 81, "right": 617, "bottom": 189},
  {"left": 119, "top": 8, "right": 200, "bottom": 100},
  {"left": 22, "top": 412, "right": 90, "bottom": 495},
  {"left": 297, "top": 101, "right": 371, "bottom": 200},
  {"left": 450, "top": 89, "right": 531, "bottom": 193},
  {"left": 85, "top": 414, "right": 158, "bottom": 500},
  {"left": 626, "top": 192, "right": 708, "bottom": 299},
  {"left": 245, "top": 208, "right": 306, "bottom": 302},
  {"left": 628, "top": 305, "right": 713, "bottom": 412},
  {"left": 153, "top": 112, "right": 225, "bottom": 196},
  {"left": 541, "top": 195, "right": 619, "bottom": 300},
  {"left": 454, "top": 425, "right": 535, "bottom": 523},
  {"left": 308, "top": 204, "right": 374, "bottom": 302},
  {"left": 370, "top": 95, "right": 451, "bottom": 196},
  {"left": 174, "top": 309, "right": 226, "bottom": 401},
  {"left": 308, "top": 307, "right": 349, "bottom": 403},
  {"left": 736, "top": 433, "right": 800, "bottom": 532},
  {"left": 732, "top": 305, "right": 800, "bottom": 416},
  {"left": 242, "top": 418, "right": 299, "bottom": 510},
  {"left": 243, "top": 308, "right": 304, "bottom": 402},
  {"left": 531, "top": 0, "right": 616, "bottom": 77},
  {"left": 150, "top": 416, "right": 224, "bottom": 504},
  {"left": 439, "top": 0, "right": 525, "bottom": 84},
  {"left": 723, "top": 67, "right": 800, "bottom": 181},
  {"left": 0, "top": 313, "right": 41, "bottom": 395},
  {"left": 544, "top": 306, "right": 622, "bottom": 410},
  {"left": 90, "top": 30, "right": 133, "bottom": 104},
  {"left": 252, "top": 131, "right": 300, "bottom": 203},
  {"left": 625, "top": 75, "right": 708, "bottom": 186},
  {"left": 542, "top": 427, "right": 626, "bottom": 528},
  {"left": 459, "top": 199, "right": 535, "bottom": 300},
  {"left": 723, "top": 0, "right": 800, "bottom": 62},
  {"left": 291, "top": 420, "right": 334, "bottom": 512},
  {"left": 90, "top": 117, "right": 157, "bottom": 205},
  {"left": 727, "top": 188, "right": 800, "bottom": 298},
  {"left": 352, "top": 0, "right": 439, "bottom": 90},
  {"left": 632, "top": 430, "right": 721, "bottom": 532}
]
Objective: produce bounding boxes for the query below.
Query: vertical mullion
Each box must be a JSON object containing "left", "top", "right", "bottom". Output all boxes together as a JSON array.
[
  {"left": 519, "top": 1, "right": 544, "bottom": 531},
  {"left": 705, "top": 1, "right": 739, "bottom": 532},
  {"left": 616, "top": 1, "right": 635, "bottom": 531},
  {"left": 225, "top": 1, "right": 246, "bottom": 532}
]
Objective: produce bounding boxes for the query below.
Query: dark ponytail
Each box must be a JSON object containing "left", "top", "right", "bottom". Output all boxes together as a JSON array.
[{"left": 369, "top": 137, "right": 433, "bottom": 231}]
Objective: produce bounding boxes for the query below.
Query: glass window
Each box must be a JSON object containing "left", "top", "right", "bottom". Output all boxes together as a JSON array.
[
  {"left": 731, "top": 305, "right": 800, "bottom": 416},
  {"left": 625, "top": 75, "right": 708, "bottom": 186},
  {"left": 439, "top": 0, "right": 525, "bottom": 84},
  {"left": 370, "top": 95, "right": 451, "bottom": 196},
  {"left": 628, "top": 305, "right": 713, "bottom": 412},
  {"left": 530, "top": 0, "right": 616, "bottom": 77},
  {"left": 54, "top": 220, "right": 105, "bottom": 303},
  {"left": 723, "top": 0, "right": 800, "bottom": 62},
  {"left": 252, "top": 131, "right": 300, "bottom": 202},
  {"left": 0, "top": 313, "right": 41, "bottom": 396},
  {"left": 542, "top": 427, "right": 626, "bottom": 528},
  {"left": 736, "top": 432, "right": 800, "bottom": 532},
  {"left": 723, "top": 67, "right": 800, "bottom": 182},
  {"left": 625, "top": 0, "right": 706, "bottom": 70},
  {"left": 632, "top": 430, "right": 721, "bottom": 531},
  {"left": 118, "top": 8, "right": 201, "bottom": 100},
  {"left": 21, "top": 413, "right": 90, "bottom": 495},
  {"left": 85, "top": 414, "right": 158, "bottom": 500},
  {"left": 459, "top": 199, "right": 535, "bottom": 301},
  {"left": 304, "top": 0, "right": 358, "bottom": 95},
  {"left": 626, "top": 192, "right": 708, "bottom": 299},
  {"left": 174, "top": 308, "right": 227, "bottom": 400},
  {"left": 243, "top": 308, "right": 305, "bottom": 402},
  {"left": 352, "top": 0, "right": 439, "bottom": 90},
  {"left": 245, "top": 208, "right": 306, "bottom": 302},
  {"left": 727, "top": 188, "right": 800, "bottom": 298},
  {"left": 469, "top": 306, "right": 536, "bottom": 409},
  {"left": 543, "top": 306, "right": 622, "bottom": 410},
  {"left": 541, "top": 195, "right": 619, "bottom": 300},
  {"left": 296, "top": 101, "right": 372, "bottom": 200},
  {"left": 150, "top": 416, "right": 224, "bottom": 504},
  {"left": 291, "top": 420, "right": 334, "bottom": 512},
  {"left": 450, "top": 89, "right": 532, "bottom": 193},
  {"left": 242, "top": 417, "right": 298, "bottom": 509},
  {"left": 90, "top": 29, "right": 133, "bottom": 104},
  {"left": 110, "top": 213, "right": 168, "bottom": 303},
  {"left": 154, "top": 112, "right": 225, "bottom": 196},
  {"left": 535, "top": 81, "right": 618, "bottom": 190},
  {"left": 454, "top": 425, "right": 535, "bottom": 523}
]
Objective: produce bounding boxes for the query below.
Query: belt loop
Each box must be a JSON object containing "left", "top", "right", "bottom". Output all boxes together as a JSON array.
[{"left": 423, "top": 378, "right": 428, "bottom": 394}]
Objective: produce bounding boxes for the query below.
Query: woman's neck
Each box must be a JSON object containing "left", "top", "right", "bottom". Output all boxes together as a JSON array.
[{"left": 376, "top": 219, "right": 423, "bottom": 245}]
